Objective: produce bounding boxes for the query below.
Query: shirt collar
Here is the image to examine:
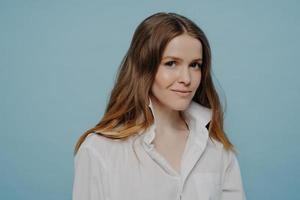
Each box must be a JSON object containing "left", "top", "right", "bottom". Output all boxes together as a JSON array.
[{"left": 142, "top": 97, "right": 212, "bottom": 150}]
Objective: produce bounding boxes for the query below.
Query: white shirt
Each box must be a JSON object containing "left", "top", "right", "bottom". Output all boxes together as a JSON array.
[{"left": 72, "top": 99, "right": 247, "bottom": 200}]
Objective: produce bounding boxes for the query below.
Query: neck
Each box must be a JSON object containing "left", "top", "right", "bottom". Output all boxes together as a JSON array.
[{"left": 150, "top": 96, "right": 189, "bottom": 135}]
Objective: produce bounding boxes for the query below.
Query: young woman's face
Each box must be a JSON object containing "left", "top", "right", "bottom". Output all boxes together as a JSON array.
[{"left": 151, "top": 33, "right": 203, "bottom": 111}]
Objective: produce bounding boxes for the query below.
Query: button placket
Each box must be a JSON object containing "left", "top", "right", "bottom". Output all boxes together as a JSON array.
[{"left": 176, "top": 176, "right": 185, "bottom": 200}]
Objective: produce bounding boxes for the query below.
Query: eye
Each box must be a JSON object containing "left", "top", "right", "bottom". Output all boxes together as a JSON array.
[
  {"left": 190, "top": 62, "right": 203, "bottom": 68},
  {"left": 164, "top": 61, "right": 176, "bottom": 67}
]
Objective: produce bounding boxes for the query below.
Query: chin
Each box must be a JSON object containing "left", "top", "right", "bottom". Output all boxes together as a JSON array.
[{"left": 169, "top": 100, "right": 191, "bottom": 111}]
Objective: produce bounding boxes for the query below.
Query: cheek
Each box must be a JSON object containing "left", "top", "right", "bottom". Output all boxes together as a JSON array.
[
  {"left": 154, "top": 67, "right": 174, "bottom": 87},
  {"left": 193, "top": 71, "right": 202, "bottom": 87},
  {"left": 151, "top": 68, "right": 173, "bottom": 96}
]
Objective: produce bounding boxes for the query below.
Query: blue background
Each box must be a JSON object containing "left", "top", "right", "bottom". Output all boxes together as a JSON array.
[{"left": 1, "top": 0, "right": 299, "bottom": 199}]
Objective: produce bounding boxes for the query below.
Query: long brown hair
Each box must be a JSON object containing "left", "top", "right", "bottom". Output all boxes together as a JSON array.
[{"left": 74, "top": 12, "right": 236, "bottom": 156}]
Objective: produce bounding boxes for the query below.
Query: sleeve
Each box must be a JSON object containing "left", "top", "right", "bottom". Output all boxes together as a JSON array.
[
  {"left": 221, "top": 150, "right": 247, "bottom": 200},
  {"left": 72, "top": 145, "right": 107, "bottom": 200}
]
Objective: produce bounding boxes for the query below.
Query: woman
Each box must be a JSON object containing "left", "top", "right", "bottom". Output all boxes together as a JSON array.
[{"left": 72, "top": 12, "right": 246, "bottom": 200}]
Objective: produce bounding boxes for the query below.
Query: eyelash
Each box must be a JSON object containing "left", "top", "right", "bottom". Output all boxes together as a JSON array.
[{"left": 164, "top": 61, "right": 203, "bottom": 68}]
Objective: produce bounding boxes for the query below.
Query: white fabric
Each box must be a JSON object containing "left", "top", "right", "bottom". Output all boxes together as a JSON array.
[{"left": 72, "top": 99, "right": 247, "bottom": 200}]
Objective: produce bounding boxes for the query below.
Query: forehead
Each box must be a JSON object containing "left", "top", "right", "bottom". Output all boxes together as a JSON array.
[{"left": 162, "top": 34, "right": 203, "bottom": 59}]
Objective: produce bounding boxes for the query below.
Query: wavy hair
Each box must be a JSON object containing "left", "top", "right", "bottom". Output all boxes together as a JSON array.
[{"left": 74, "top": 12, "right": 236, "bottom": 156}]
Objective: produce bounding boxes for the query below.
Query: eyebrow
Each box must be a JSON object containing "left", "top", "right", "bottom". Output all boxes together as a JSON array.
[{"left": 162, "top": 56, "right": 203, "bottom": 62}]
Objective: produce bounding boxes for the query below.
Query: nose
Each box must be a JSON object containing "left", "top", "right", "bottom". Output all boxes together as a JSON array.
[{"left": 178, "top": 66, "right": 191, "bottom": 85}]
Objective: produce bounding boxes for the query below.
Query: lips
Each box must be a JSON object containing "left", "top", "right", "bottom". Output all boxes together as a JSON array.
[
  {"left": 172, "top": 89, "right": 192, "bottom": 97},
  {"left": 171, "top": 89, "right": 191, "bottom": 93}
]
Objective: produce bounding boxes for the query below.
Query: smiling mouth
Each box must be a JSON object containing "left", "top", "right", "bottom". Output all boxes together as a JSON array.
[
  {"left": 171, "top": 89, "right": 192, "bottom": 93},
  {"left": 171, "top": 90, "right": 192, "bottom": 97}
]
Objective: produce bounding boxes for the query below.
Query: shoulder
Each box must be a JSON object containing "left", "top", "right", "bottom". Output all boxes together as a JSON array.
[
  {"left": 81, "top": 131, "right": 120, "bottom": 149},
  {"left": 207, "top": 136, "right": 238, "bottom": 164},
  {"left": 79, "top": 131, "right": 131, "bottom": 159},
  {"left": 82, "top": 132, "right": 116, "bottom": 147}
]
